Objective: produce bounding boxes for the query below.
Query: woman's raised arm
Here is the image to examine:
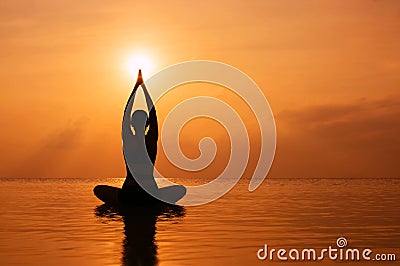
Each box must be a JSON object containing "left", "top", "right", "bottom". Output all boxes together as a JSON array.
[{"left": 141, "top": 82, "right": 158, "bottom": 141}]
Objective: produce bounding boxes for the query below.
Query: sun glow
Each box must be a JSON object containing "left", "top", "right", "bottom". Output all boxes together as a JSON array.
[{"left": 126, "top": 54, "right": 154, "bottom": 77}]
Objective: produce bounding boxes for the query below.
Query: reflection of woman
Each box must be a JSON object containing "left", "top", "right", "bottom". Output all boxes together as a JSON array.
[
  {"left": 95, "top": 204, "right": 185, "bottom": 266},
  {"left": 120, "top": 70, "right": 159, "bottom": 204}
]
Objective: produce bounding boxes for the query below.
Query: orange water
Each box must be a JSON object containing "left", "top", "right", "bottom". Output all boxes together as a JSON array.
[{"left": 0, "top": 178, "right": 399, "bottom": 265}]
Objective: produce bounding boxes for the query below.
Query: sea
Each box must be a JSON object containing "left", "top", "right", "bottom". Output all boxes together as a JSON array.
[{"left": 0, "top": 178, "right": 399, "bottom": 265}]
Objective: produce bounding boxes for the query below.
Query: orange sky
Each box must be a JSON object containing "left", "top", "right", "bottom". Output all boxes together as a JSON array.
[{"left": 0, "top": 0, "right": 399, "bottom": 178}]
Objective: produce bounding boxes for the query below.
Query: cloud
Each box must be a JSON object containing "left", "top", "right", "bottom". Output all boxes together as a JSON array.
[
  {"left": 270, "top": 96, "right": 400, "bottom": 178},
  {"left": 11, "top": 117, "right": 89, "bottom": 178}
]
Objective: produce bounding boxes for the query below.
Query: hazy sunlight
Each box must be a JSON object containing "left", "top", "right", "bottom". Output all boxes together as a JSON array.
[{"left": 126, "top": 54, "right": 155, "bottom": 77}]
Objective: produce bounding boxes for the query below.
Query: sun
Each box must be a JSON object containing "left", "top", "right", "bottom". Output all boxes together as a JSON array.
[{"left": 126, "top": 54, "right": 154, "bottom": 78}]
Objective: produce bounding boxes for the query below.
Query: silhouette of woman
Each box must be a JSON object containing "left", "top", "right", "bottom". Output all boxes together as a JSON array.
[
  {"left": 93, "top": 70, "right": 186, "bottom": 205},
  {"left": 119, "top": 70, "right": 160, "bottom": 204}
]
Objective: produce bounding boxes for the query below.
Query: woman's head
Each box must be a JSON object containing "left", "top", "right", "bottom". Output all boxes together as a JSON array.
[{"left": 131, "top": 110, "right": 149, "bottom": 133}]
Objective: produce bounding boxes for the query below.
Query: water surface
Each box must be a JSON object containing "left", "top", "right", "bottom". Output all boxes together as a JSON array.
[{"left": 0, "top": 178, "right": 399, "bottom": 265}]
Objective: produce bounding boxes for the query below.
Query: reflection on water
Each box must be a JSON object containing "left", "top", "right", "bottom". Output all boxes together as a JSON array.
[
  {"left": 0, "top": 178, "right": 399, "bottom": 265},
  {"left": 95, "top": 203, "right": 185, "bottom": 266}
]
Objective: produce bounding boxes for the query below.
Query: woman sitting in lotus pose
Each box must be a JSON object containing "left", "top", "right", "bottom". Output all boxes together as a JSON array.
[
  {"left": 119, "top": 70, "right": 159, "bottom": 204},
  {"left": 94, "top": 70, "right": 186, "bottom": 206}
]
